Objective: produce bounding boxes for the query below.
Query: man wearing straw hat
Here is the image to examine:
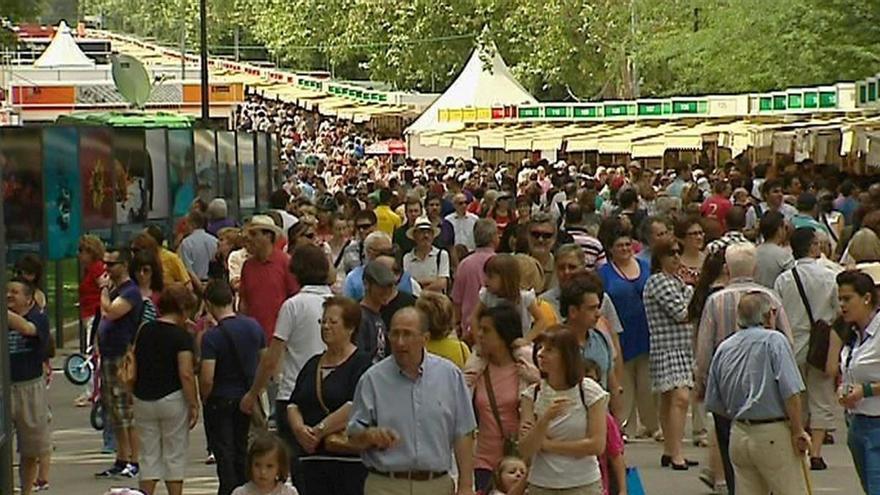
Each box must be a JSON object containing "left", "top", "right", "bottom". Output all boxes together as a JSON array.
[
  {"left": 704, "top": 292, "right": 811, "bottom": 495},
  {"left": 402, "top": 217, "right": 450, "bottom": 294},
  {"left": 239, "top": 214, "right": 299, "bottom": 341}
]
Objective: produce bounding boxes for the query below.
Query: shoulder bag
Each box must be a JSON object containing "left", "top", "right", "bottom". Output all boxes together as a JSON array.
[
  {"left": 117, "top": 317, "right": 147, "bottom": 392},
  {"left": 315, "top": 353, "right": 363, "bottom": 454},
  {"left": 217, "top": 320, "right": 267, "bottom": 429},
  {"left": 792, "top": 267, "right": 832, "bottom": 372},
  {"left": 484, "top": 366, "right": 519, "bottom": 457}
]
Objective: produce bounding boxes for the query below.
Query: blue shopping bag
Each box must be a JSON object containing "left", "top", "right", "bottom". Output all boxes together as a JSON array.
[{"left": 626, "top": 466, "right": 646, "bottom": 495}]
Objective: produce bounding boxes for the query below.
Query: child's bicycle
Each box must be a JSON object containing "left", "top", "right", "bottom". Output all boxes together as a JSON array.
[{"left": 63, "top": 344, "right": 104, "bottom": 431}]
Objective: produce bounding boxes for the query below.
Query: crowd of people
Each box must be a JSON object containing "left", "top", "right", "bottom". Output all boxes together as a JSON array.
[{"left": 10, "top": 101, "right": 880, "bottom": 495}]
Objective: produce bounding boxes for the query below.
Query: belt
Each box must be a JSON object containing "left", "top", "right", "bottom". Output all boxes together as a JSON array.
[
  {"left": 735, "top": 417, "right": 786, "bottom": 426},
  {"left": 367, "top": 468, "right": 448, "bottom": 481}
]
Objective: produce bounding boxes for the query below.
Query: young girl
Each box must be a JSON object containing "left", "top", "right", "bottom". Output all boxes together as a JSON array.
[
  {"left": 232, "top": 433, "right": 299, "bottom": 495},
  {"left": 585, "top": 360, "right": 627, "bottom": 495},
  {"left": 469, "top": 254, "right": 549, "bottom": 340},
  {"left": 484, "top": 456, "right": 528, "bottom": 495}
]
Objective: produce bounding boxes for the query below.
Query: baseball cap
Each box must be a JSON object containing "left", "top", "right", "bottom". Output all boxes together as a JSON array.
[{"left": 363, "top": 260, "right": 396, "bottom": 287}]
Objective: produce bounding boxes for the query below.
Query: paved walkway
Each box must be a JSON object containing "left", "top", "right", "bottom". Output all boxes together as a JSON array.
[{"left": 14, "top": 348, "right": 862, "bottom": 494}]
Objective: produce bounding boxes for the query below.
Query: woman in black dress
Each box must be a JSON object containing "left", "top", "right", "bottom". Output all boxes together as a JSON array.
[{"left": 288, "top": 296, "right": 372, "bottom": 495}]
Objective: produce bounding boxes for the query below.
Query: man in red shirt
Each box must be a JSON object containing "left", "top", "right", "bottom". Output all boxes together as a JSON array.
[
  {"left": 701, "top": 179, "right": 733, "bottom": 233},
  {"left": 240, "top": 215, "right": 300, "bottom": 339}
]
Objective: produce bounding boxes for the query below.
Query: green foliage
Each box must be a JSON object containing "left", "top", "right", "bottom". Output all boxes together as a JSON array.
[
  {"left": 78, "top": 0, "right": 880, "bottom": 100},
  {"left": 1, "top": 0, "right": 45, "bottom": 46}
]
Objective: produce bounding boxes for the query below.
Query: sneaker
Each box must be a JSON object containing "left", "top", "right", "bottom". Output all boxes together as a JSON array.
[
  {"left": 33, "top": 480, "right": 49, "bottom": 491},
  {"left": 205, "top": 453, "right": 216, "bottom": 465},
  {"left": 94, "top": 462, "right": 124, "bottom": 478},
  {"left": 117, "top": 463, "right": 139, "bottom": 479},
  {"left": 810, "top": 457, "right": 828, "bottom": 470}
]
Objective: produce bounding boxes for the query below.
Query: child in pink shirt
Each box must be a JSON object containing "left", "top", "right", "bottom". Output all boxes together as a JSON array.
[{"left": 586, "top": 360, "right": 627, "bottom": 495}]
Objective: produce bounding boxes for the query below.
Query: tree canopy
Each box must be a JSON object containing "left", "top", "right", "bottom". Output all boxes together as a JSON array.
[{"left": 80, "top": 0, "right": 880, "bottom": 100}]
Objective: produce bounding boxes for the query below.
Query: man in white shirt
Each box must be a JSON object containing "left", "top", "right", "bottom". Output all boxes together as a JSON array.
[
  {"left": 773, "top": 227, "right": 841, "bottom": 471},
  {"left": 402, "top": 217, "right": 450, "bottom": 293},
  {"left": 746, "top": 179, "right": 797, "bottom": 231},
  {"left": 445, "top": 193, "right": 478, "bottom": 251}
]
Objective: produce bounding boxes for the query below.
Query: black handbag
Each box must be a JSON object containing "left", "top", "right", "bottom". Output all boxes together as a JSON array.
[{"left": 791, "top": 267, "right": 832, "bottom": 372}]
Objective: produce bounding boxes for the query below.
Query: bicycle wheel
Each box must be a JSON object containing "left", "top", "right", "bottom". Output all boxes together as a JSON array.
[
  {"left": 64, "top": 353, "right": 91, "bottom": 386},
  {"left": 90, "top": 402, "right": 104, "bottom": 431}
]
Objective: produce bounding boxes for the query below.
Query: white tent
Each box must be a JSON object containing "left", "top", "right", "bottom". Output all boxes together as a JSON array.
[
  {"left": 33, "top": 21, "right": 95, "bottom": 68},
  {"left": 406, "top": 42, "right": 536, "bottom": 138}
]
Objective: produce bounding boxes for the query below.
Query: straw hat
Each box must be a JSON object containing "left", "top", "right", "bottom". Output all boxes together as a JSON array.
[
  {"left": 245, "top": 214, "right": 283, "bottom": 238},
  {"left": 858, "top": 262, "right": 880, "bottom": 286},
  {"left": 406, "top": 216, "right": 440, "bottom": 240}
]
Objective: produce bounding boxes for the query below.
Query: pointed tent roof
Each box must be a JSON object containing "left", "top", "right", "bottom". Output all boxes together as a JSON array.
[
  {"left": 406, "top": 42, "right": 536, "bottom": 135},
  {"left": 33, "top": 21, "right": 95, "bottom": 68}
]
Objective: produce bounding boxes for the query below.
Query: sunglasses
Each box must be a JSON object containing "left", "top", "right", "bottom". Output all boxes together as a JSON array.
[{"left": 530, "top": 231, "right": 554, "bottom": 240}]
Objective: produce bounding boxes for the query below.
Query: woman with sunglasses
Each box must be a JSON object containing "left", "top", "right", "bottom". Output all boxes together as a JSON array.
[{"left": 644, "top": 239, "right": 697, "bottom": 470}]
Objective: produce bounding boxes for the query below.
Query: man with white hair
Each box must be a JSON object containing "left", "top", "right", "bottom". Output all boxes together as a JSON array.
[
  {"left": 705, "top": 292, "right": 809, "bottom": 495},
  {"left": 695, "top": 242, "right": 794, "bottom": 495},
  {"left": 343, "top": 231, "right": 419, "bottom": 301},
  {"left": 445, "top": 192, "right": 478, "bottom": 251}
]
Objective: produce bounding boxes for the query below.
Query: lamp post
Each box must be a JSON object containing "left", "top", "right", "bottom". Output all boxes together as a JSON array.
[{"left": 199, "top": 0, "right": 209, "bottom": 124}]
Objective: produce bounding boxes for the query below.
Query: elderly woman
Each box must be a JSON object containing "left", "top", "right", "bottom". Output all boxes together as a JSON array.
[
  {"left": 597, "top": 217, "right": 658, "bottom": 440},
  {"left": 644, "top": 239, "right": 697, "bottom": 470},
  {"left": 289, "top": 296, "right": 372, "bottom": 495},
  {"left": 520, "top": 325, "right": 608, "bottom": 495},
  {"left": 206, "top": 198, "right": 236, "bottom": 237},
  {"left": 209, "top": 227, "right": 244, "bottom": 282},
  {"left": 417, "top": 291, "right": 470, "bottom": 368},
  {"left": 133, "top": 284, "right": 199, "bottom": 495}
]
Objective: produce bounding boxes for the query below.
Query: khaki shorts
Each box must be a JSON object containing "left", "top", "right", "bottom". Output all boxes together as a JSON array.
[
  {"left": 799, "top": 362, "right": 838, "bottom": 430},
  {"left": 12, "top": 377, "right": 52, "bottom": 457}
]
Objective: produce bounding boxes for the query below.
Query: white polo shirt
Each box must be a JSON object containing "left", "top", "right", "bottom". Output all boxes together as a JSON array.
[
  {"left": 842, "top": 310, "right": 880, "bottom": 416},
  {"left": 403, "top": 247, "right": 450, "bottom": 283}
]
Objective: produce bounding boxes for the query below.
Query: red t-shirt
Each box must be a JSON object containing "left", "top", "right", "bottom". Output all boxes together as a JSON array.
[
  {"left": 240, "top": 249, "right": 300, "bottom": 338},
  {"left": 700, "top": 194, "right": 732, "bottom": 231},
  {"left": 79, "top": 260, "right": 106, "bottom": 319}
]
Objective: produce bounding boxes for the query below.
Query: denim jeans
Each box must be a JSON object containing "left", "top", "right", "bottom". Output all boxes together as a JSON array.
[
  {"left": 204, "top": 397, "right": 250, "bottom": 495},
  {"left": 847, "top": 414, "right": 880, "bottom": 494},
  {"left": 713, "top": 413, "right": 735, "bottom": 495}
]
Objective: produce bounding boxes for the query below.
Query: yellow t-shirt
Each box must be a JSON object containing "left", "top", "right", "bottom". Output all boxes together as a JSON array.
[
  {"left": 160, "top": 248, "right": 191, "bottom": 285},
  {"left": 374, "top": 205, "right": 402, "bottom": 237},
  {"left": 427, "top": 337, "right": 471, "bottom": 369}
]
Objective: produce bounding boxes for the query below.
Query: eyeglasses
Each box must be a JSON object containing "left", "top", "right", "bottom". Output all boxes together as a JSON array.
[{"left": 530, "top": 231, "right": 555, "bottom": 240}]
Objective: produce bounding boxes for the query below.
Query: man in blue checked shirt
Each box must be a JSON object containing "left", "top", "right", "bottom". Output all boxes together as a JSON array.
[
  {"left": 348, "top": 306, "right": 476, "bottom": 495},
  {"left": 705, "top": 292, "right": 810, "bottom": 495}
]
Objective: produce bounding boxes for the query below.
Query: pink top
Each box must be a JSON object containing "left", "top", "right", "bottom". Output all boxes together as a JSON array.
[
  {"left": 599, "top": 413, "right": 625, "bottom": 495},
  {"left": 450, "top": 248, "right": 495, "bottom": 337},
  {"left": 473, "top": 362, "right": 520, "bottom": 471}
]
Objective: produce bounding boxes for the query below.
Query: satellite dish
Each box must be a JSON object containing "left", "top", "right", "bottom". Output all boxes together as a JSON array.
[{"left": 112, "top": 53, "right": 152, "bottom": 109}]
